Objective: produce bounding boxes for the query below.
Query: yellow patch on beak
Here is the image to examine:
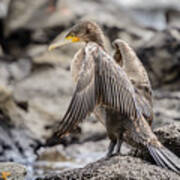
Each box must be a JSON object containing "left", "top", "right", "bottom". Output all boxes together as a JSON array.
[
  {"left": 48, "top": 36, "right": 81, "bottom": 51},
  {"left": 65, "top": 36, "right": 80, "bottom": 42}
]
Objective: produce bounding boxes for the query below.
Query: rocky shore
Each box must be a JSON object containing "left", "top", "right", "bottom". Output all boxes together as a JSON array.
[{"left": 0, "top": 0, "right": 180, "bottom": 179}]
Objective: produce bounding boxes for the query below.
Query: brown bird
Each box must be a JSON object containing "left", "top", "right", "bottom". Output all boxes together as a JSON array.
[
  {"left": 49, "top": 20, "right": 180, "bottom": 174},
  {"left": 112, "top": 39, "right": 153, "bottom": 126}
]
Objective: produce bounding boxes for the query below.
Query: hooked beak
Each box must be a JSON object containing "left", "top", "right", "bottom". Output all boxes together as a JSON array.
[{"left": 48, "top": 36, "right": 81, "bottom": 51}]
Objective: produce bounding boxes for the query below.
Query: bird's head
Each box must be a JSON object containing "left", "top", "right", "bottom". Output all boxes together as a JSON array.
[{"left": 48, "top": 20, "right": 105, "bottom": 51}]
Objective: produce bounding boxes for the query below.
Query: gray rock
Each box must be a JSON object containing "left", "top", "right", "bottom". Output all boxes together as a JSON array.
[
  {"left": 13, "top": 67, "right": 74, "bottom": 139},
  {"left": 137, "top": 28, "right": 180, "bottom": 90},
  {"left": 0, "top": 162, "right": 27, "bottom": 180},
  {"left": 36, "top": 155, "right": 180, "bottom": 180},
  {"left": 0, "top": 0, "right": 11, "bottom": 18},
  {"left": 155, "top": 123, "right": 180, "bottom": 156},
  {"left": 8, "top": 58, "right": 32, "bottom": 81},
  {"left": 153, "top": 91, "right": 180, "bottom": 127},
  {"left": 0, "top": 122, "right": 39, "bottom": 163},
  {"left": 35, "top": 123, "right": 180, "bottom": 179}
]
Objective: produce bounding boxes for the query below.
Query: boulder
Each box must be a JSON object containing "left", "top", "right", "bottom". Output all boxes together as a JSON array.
[
  {"left": 36, "top": 156, "right": 180, "bottom": 180},
  {"left": 0, "top": 162, "right": 27, "bottom": 180},
  {"left": 137, "top": 28, "right": 180, "bottom": 90},
  {"left": 35, "top": 123, "right": 180, "bottom": 180}
]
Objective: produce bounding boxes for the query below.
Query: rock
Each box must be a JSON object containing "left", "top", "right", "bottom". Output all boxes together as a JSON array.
[
  {"left": 0, "top": 84, "right": 12, "bottom": 104},
  {"left": 0, "top": 120, "right": 40, "bottom": 163},
  {"left": 0, "top": 61, "right": 12, "bottom": 86},
  {"left": 0, "top": 1, "right": 180, "bottom": 179},
  {"left": 155, "top": 123, "right": 180, "bottom": 156},
  {"left": 153, "top": 91, "right": 180, "bottom": 127},
  {"left": 35, "top": 123, "right": 180, "bottom": 179},
  {"left": 8, "top": 58, "right": 32, "bottom": 81},
  {"left": 13, "top": 66, "right": 74, "bottom": 139},
  {"left": 137, "top": 28, "right": 180, "bottom": 90},
  {"left": 36, "top": 155, "right": 180, "bottom": 180},
  {"left": 0, "top": 83, "right": 28, "bottom": 128},
  {"left": 36, "top": 139, "right": 108, "bottom": 172},
  {"left": 0, "top": 162, "right": 27, "bottom": 180},
  {"left": 0, "top": 0, "right": 11, "bottom": 18},
  {"left": 167, "top": 10, "right": 180, "bottom": 28}
]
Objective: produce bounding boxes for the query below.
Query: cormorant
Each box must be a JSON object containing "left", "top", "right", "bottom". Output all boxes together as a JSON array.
[{"left": 48, "top": 20, "right": 180, "bottom": 174}]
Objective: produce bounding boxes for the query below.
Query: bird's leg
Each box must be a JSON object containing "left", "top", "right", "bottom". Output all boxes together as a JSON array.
[
  {"left": 106, "top": 140, "right": 116, "bottom": 158},
  {"left": 114, "top": 138, "right": 123, "bottom": 155}
]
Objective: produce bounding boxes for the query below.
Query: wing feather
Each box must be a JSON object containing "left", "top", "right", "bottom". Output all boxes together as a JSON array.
[
  {"left": 93, "top": 47, "right": 138, "bottom": 118},
  {"left": 55, "top": 42, "right": 139, "bottom": 138},
  {"left": 55, "top": 54, "right": 96, "bottom": 137}
]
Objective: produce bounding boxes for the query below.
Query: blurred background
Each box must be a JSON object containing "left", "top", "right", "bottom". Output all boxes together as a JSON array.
[{"left": 0, "top": 0, "right": 180, "bottom": 179}]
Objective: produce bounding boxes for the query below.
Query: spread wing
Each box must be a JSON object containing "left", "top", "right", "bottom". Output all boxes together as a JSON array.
[
  {"left": 113, "top": 39, "right": 153, "bottom": 125},
  {"left": 94, "top": 45, "right": 138, "bottom": 119},
  {"left": 134, "top": 86, "right": 153, "bottom": 125},
  {"left": 55, "top": 51, "right": 96, "bottom": 137},
  {"left": 55, "top": 43, "right": 139, "bottom": 138}
]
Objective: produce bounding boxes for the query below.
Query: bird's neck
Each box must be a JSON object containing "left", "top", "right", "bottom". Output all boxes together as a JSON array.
[
  {"left": 71, "top": 49, "right": 84, "bottom": 83},
  {"left": 88, "top": 29, "right": 107, "bottom": 51},
  {"left": 96, "top": 33, "right": 107, "bottom": 51}
]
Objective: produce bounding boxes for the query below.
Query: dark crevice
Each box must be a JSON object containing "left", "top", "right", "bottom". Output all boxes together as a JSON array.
[{"left": 15, "top": 101, "right": 29, "bottom": 112}]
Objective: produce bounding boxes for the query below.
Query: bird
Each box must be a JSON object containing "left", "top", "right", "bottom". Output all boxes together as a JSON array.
[
  {"left": 93, "top": 39, "right": 154, "bottom": 154},
  {"left": 112, "top": 39, "right": 153, "bottom": 126},
  {"left": 48, "top": 20, "right": 180, "bottom": 174}
]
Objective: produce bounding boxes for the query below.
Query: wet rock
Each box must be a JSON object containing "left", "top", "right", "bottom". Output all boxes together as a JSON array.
[
  {"left": 153, "top": 91, "right": 180, "bottom": 127},
  {"left": 0, "top": 0, "right": 11, "bottom": 18},
  {"left": 0, "top": 83, "right": 27, "bottom": 127},
  {"left": 8, "top": 58, "right": 32, "bottom": 81},
  {"left": 0, "top": 1, "right": 180, "bottom": 180},
  {"left": 0, "top": 84, "right": 12, "bottom": 104},
  {"left": 137, "top": 28, "right": 180, "bottom": 90},
  {"left": 155, "top": 123, "right": 180, "bottom": 156},
  {"left": 0, "top": 120, "right": 40, "bottom": 163},
  {"left": 0, "top": 162, "right": 27, "bottom": 180},
  {"left": 13, "top": 67, "right": 73, "bottom": 139},
  {"left": 36, "top": 155, "right": 180, "bottom": 180},
  {"left": 35, "top": 139, "right": 108, "bottom": 177},
  {"left": 35, "top": 123, "right": 180, "bottom": 179},
  {"left": 167, "top": 10, "right": 180, "bottom": 28}
]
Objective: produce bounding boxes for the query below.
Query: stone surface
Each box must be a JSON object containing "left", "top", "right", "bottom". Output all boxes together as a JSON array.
[
  {"left": 137, "top": 28, "right": 180, "bottom": 90},
  {"left": 36, "top": 156, "right": 180, "bottom": 180},
  {"left": 0, "top": 0, "right": 180, "bottom": 179},
  {"left": 13, "top": 66, "right": 73, "bottom": 139},
  {"left": 153, "top": 91, "right": 180, "bottom": 127},
  {"left": 0, "top": 162, "right": 27, "bottom": 180},
  {"left": 0, "top": 121, "right": 39, "bottom": 163},
  {"left": 155, "top": 123, "right": 180, "bottom": 156},
  {"left": 0, "top": 0, "right": 11, "bottom": 18},
  {"left": 35, "top": 123, "right": 180, "bottom": 179}
]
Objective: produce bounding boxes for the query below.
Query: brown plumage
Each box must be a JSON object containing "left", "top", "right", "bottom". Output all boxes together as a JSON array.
[
  {"left": 112, "top": 39, "right": 153, "bottom": 126},
  {"left": 49, "top": 20, "right": 180, "bottom": 174}
]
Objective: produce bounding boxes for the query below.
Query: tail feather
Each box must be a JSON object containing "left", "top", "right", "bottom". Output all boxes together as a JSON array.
[
  {"left": 159, "top": 148, "right": 180, "bottom": 171},
  {"left": 148, "top": 146, "right": 166, "bottom": 167},
  {"left": 148, "top": 145, "right": 180, "bottom": 174}
]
